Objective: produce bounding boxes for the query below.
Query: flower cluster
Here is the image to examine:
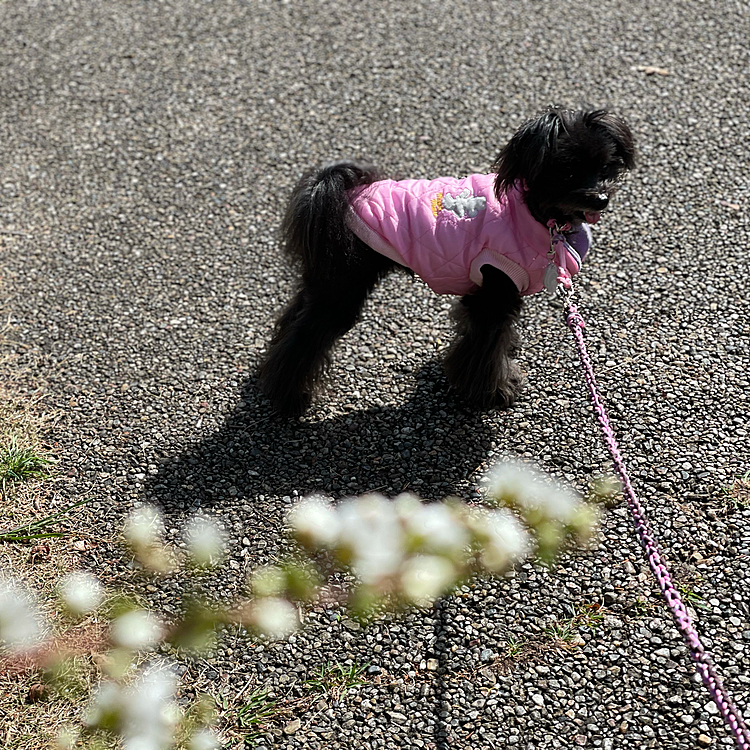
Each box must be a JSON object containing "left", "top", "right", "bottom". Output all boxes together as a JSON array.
[
  {"left": 285, "top": 492, "right": 529, "bottom": 614},
  {"left": 486, "top": 460, "right": 598, "bottom": 563},
  {"left": 0, "top": 459, "right": 601, "bottom": 750},
  {"left": 249, "top": 458, "right": 598, "bottom": 626}
]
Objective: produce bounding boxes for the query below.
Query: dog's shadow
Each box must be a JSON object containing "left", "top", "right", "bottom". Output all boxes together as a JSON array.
[
  {"left": 144, "top": 359, "right": 498, "bottom": 514},
  {"left": 143, "top": 360, "right": 502, "bottom": 750}
]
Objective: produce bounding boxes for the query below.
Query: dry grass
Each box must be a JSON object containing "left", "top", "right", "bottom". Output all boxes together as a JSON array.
[
  {"left": 0, "top": 324, "right": 99, "bottom": 750},
  {"left": 725, "top": 472, "right": 750, "bottom": 510}
]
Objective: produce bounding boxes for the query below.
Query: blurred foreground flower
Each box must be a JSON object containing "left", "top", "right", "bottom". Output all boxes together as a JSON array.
[
  {"left": 189, "top": 728, "right": 220, "bottom": 750},
  {"left": 183, "top": 516, "right": 226, "bottom": 568},
  {"left": 110, "top": 609, "right": 164, "bottom": 651},
  {"left": 58, "top": 571, "right": 104, "bottom": 617},
  {"left": 487, "top": 460, "right": 597, "bottom": 562},
  {"left": 275, "top": 459, "right": 597, "bottom": 620},
  {"left": 239, "top": 596, "right": 299, "bottom": 640},
  {"left": 86, "top": 664, "right": 180, "bottom": 750},
  {"left": 0, "top": 576, "right": 46, "bottom": 651},
  {"left": 123, "top": 505, "right": 177, "bottom": 573}
]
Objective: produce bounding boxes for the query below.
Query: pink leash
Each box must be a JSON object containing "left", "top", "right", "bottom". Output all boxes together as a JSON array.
[{"left": 563, "top": 292, "right": 750, "bottom": 749}]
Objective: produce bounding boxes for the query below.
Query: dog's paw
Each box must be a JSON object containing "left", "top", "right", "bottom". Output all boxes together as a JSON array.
[
  {"left": 445, "top": 359, "right": 526, "bottom": 411},
  {"left": 491, "top": 362, "right": 526, "bottom": 408},
  {"left": 271, "top": 390, "right": 312, "bottom": 418}
]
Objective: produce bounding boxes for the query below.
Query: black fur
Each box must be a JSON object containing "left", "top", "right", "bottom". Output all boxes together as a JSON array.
[{"left": 259, "top": 109, "right": 635, "bottom": 416}]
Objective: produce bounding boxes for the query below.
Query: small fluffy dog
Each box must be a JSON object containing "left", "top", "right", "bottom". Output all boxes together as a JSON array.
[{"left": 259, "top": 108, "right": 635, "bottom": 416}]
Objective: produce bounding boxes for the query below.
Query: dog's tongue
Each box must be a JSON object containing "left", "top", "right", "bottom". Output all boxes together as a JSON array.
[{"left": 584, "top": 210, "right": 601, "bottom": 225}]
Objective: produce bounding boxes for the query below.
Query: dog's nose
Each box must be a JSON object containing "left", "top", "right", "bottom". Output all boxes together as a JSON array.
[{"left": 590, "top": 193, "right": 609, "bottom": 210}]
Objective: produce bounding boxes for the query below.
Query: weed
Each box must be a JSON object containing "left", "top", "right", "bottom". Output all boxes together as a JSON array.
[
  {"left": 504, "top": 634, "right": 524, "bottom": 658},
  {"left": 723, "top": 470, "right": 750, "bottom": 511},
  {"left": 630, "top": 596, "right": 654, "bottom": 618},
  {"left": 235, "top": 689, "right": 278, "bottom": 741},
  {"left": 677, "top": 583, "right": 709, "bottom": 610},
  {"left": 304, "top": 662, "right": 368, "bottom": 700},
  {"left": 544, "top": 603, "right": 604, "bottom": 644},
  {"left": 0, "top": 498, "right": 88, "bottom": 543},
  {"left": 0, "top": 437, "right": 51, "bottom": 494}
]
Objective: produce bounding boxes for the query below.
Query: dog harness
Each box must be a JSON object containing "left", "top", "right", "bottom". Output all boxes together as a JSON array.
[{"left": 347, "top": 174, "right": 591, "bottom": 296}]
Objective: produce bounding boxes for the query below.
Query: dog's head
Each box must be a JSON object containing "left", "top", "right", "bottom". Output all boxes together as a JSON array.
[{"left": 493, "top": 108, "right": 635, "bottom": 227}]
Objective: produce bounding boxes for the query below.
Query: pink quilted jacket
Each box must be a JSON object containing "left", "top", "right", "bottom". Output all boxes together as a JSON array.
[{"left": 346, "top": 174, "right": 590, "bottom": 296}]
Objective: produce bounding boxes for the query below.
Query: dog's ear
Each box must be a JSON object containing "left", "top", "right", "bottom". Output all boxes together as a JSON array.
[
  {"left": 493, "top": 110, "right": 564, "bottom": 197},
  {"left": 585, "top": 110, "right": 636, "bottom": 171}
]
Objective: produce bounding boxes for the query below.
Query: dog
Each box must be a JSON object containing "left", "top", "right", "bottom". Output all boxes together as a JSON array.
[{"left": 258, "top": 108, "right": 635, "bottom": 416}]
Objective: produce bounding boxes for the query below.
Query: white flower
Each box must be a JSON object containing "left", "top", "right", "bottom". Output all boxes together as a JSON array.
[
  {"left": 122, "top": 665, "right": 179, "bottom": 750},
  {"left": 0, "top": 577, "right": 45, "bottom": 651},
  {"left": 338, "top": 495, "right": 404, "bottom": 585},
  {"left": 287, "top": 495, "right": 341, "bottom": 548},
  {"left": 86, "top": 666, "right": 180, "bottom": 749},
  {"left": 400, "top": 555, "right": 457, "bottom": 605},
  {"left": 247, "top": 597, "right": 299, "bottom": 640},
  {"left": 477, "top": 510, "right": 530, "bottom": 572},
  {"left": 488, "top": 460, "right": 580, "bottom": 523},
  {"left": 85, "top": 681, "right": 122, "bottom": 732},
  {"left": 404, "top": 501, "right": 470, "bottom": 555},
  {"left": 189, "top": 729, "right": 220, "bottom": 750},
  {"left": 110, "top": 610, "right": 164, "bottom": 650},
  {"left": 124, "top": 505, "right": 164, "bottom": 548},
  {"left": 535, "top": 487, "right": 579, "bottom": 524},
  {"left": 487, "top": 461, "right": 542, "bottom": 505},
  {"left": 183, "top": 516, "right": 225, "bottom": 567},
  {"left": 58, "top": 571, "right": 104, "bottom": 616}
]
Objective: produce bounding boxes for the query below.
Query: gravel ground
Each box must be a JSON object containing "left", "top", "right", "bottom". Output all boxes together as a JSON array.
[{"left": 2, "top": 1, "right": 750, "bottom": 748}]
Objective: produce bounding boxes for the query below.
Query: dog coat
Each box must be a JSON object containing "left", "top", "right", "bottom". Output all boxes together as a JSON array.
[{"left": 346, "top": 174, "right": 591, "bottom": 296}]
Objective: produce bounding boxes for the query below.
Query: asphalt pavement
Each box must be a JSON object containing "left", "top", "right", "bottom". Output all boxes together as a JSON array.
[{"left": 1, "top": 1, "right": 749, "bottom": 748}]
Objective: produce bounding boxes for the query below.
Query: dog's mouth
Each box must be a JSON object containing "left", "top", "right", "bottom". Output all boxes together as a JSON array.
[{"left": 584, "top": 210, "right": 602, "bottom": 224}]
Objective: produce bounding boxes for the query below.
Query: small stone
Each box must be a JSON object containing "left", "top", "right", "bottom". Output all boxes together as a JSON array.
[
  {"left": 531, "top": 694, "right": 544, "bottom": 707},
  {"left": 388, "top": 711, "right": 408, "bottom": 724},
  {"left": 425, "top": 658, "right": 439, "bottom": 671},
  {"left": 283, "top": 719, "right": 301, "bottom": 735},
  {"left": 480, "top": 648, "right": 493, "bottom": 662},
  {"left": 697, "top": 734, "right": 712, "bottom": 747}
]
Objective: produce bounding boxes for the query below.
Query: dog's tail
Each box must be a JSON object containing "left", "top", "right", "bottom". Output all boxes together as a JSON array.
[{"left": 282, "top": 161, "right": 382, "bottom": 272}]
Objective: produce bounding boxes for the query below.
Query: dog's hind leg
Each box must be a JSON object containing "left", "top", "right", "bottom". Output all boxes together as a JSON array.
[
  {"left": 443, "top": 265, "right": 525, "bottom": 409},
  {"left": 258, "top": 246, "right": 391, "bottom": 416}
]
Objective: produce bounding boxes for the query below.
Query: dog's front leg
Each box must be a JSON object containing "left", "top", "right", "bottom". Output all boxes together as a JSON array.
[{"left": 443, "top": 265, "right": 525, "bottom": 409}]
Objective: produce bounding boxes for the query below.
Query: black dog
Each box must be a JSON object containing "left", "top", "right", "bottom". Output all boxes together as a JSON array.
[{"left": 259, "top": 108, "right": 635, "bottom": 416}]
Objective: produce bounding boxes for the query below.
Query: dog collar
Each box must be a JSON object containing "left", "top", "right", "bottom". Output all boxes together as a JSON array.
[{"left": 544, "top": 220, "right": 576, "bottom": 295}]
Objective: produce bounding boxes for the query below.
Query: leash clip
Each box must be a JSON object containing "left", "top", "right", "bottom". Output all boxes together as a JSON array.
[{"left": 545, "top": 220, "right": 574, "bottom": 294}]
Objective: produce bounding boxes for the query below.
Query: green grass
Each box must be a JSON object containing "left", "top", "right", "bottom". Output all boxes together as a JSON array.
[
  {"left": 0, "top": 498, "right": 88, "bottom": 543},
  {"left": 677, "top": 583, "right": 709, "bottom": 610},
  {"left": 0, "top": 436, "right": 51, "bottom": 494},
  {"left": 504, "top": 634, "right": 524, "bottom": 658},
  {"left": 217, "top": 662, "right": 371, "bottom": 747},
  {"left": 304, "top": 662, "right": 369, "bottom": 699},
  {"left": 544, "top": 603, "right": 604, "bottom": 643}
]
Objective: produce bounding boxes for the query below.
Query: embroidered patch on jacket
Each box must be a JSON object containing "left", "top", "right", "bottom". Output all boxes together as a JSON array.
[
  {"left": 431, "top": 192, "right": 444, "bottom": 217},
  {"left": 441, "top": 188, "right": 486, "bottom": 219}
]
